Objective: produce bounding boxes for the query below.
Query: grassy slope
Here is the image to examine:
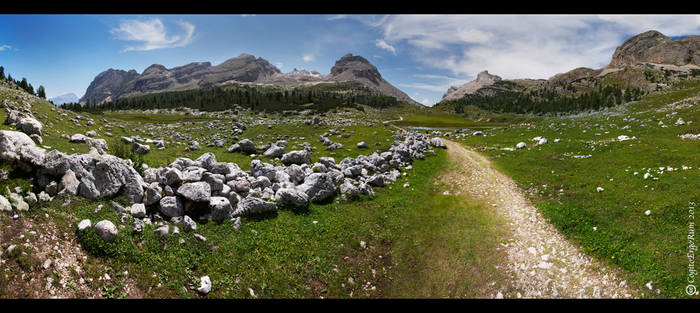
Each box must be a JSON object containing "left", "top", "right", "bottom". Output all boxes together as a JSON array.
[
  {"left": 452, "top": 79, "right": 700, "bottom": 298},
  {"left": 1, "top": 81, "right": 508, "bottom": 298}
]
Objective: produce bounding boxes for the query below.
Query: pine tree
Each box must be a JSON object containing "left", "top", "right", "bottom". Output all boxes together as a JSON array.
[{"left": 37, "top": 85, "right": 46, "bottom": 99}]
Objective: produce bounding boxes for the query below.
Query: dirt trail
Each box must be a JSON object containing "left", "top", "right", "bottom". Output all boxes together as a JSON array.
[{"left": 440, "top": 138, "right": 637, "bottom": 298}]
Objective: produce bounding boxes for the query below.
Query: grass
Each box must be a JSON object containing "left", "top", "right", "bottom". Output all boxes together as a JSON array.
[
  {"left": 3, "top": 81, "right": 511, "bottom": 298},
  {"left": 4, "top": 149, "right": 447, "bottom": 298}
]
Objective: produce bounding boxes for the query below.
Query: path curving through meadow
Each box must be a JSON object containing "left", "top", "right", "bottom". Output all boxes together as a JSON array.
[{"left": 439, "top": 138, "right": 637, "bottom": 298}]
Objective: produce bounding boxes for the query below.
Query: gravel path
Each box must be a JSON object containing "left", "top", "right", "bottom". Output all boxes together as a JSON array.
[{"left": 441, "top": 139, "right": 637, "bottom": 298}]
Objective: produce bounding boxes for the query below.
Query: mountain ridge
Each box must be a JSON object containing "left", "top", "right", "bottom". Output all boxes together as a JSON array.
[{"left": 80, "top": 53, "right": 423, "bottom": 107}]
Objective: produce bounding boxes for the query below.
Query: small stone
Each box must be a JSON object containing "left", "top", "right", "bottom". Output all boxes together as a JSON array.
[
  {"left": 154, "top": 225, "right": 169, "bottom": 237},
  {"left": 77, "top": 219, "right": 91, "bottom": 231},
  {"left": 94, "top": 220, "right": 118, "bottom": 242},
  {"left": 197, "top": 276, "right": 212, "bottom": 295}
]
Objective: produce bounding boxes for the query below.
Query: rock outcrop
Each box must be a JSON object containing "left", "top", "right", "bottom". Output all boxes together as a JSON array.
[{"left": 608, "top": 30, "right": 700, "bottom": 68}]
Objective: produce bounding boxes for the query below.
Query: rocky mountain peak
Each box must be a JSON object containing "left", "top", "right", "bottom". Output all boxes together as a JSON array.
[
  {"left": 608, "top": 30, "right": 700, "bottom": 67},
  {"left": 330, "top": 53, "right": 381, "bottom": 83},
  {"left": 143, "top": 64, "right": 168, "bottom": 75}
]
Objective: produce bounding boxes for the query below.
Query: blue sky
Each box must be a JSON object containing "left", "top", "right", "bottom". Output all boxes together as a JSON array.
[{"left": 1, "top": 14, "right": 699, "bottom": 106}]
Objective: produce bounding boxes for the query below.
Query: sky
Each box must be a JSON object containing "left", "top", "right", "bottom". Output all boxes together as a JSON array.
[{"left": 1, "top": 14, "right": 699, "bottom": 106}]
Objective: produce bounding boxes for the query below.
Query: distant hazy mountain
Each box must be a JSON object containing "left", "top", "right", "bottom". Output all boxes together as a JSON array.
[
  {"left": 80, "top": 53, "right": 423, "bottom": 107},
  {"left": 49, "top": 93, "right": 79, "bottom": 105},
  {"left": 441, "top": 70, "right": 502, "bottom": 102}
]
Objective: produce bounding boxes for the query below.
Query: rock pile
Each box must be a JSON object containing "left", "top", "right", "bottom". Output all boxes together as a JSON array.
[{"left": 1, "top": 127, "right": 447, "bottom": 239}]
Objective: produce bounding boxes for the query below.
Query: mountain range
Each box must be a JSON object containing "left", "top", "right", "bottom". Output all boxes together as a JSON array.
[
  {"left": 438, "top": 30, "right": 700, "bottom": 105},
  {"left": 80, "top": 53, "right": 423, "bottom": 107}
]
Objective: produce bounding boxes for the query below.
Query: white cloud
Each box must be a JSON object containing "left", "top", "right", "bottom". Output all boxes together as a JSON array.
[
  {"left": 111, "top": 19, "right": 195, "bottom": 52},
  {"left": 0, "top": 45, "right": 12, "bottom": 51},
  {"left": 275, "top": 62, "right": 283, "bottom": 70},
  {"left": 303, "top": 54, "right": 315, "bottom": 62},
  {"left": 375, "top": 39, "right": 397, "bottom": 55},
  {"left": 364, "top": 14, "right": 700, "bottom": 80}
]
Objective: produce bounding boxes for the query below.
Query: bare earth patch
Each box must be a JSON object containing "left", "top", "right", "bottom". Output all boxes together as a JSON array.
[
  {"left": 440, "top": 139, "right": 637, "bottom": 298},
  {"left": 0, "top": 213, "right": 143, "bottom": 298}
]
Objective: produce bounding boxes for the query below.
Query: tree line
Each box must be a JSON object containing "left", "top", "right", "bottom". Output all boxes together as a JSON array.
[
  {"left": 61, "top": 83, "right": 400, "bottom": 113},
  {"left": 0, "top": 66, "right": 46, "bottom": 99},
  {"left": 438, "top": 84, "right": 645, "bottom": 115}
]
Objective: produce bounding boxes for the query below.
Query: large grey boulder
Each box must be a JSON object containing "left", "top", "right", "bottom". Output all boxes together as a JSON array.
[
  {"left": 70, "top": 134, "right": 87, "bottom": 143},
  {"left": 281, "top": 150, "right": 311, "bottom": 165},
  {"left": 339, "top": 180, "right": 359, "bottom": 200},
  {"left": 144, "top": 183, "right": 163, "bottom": 206},
  {"left": 163, "top": 167, "right": 183, "bottom": 186},
  {"left": 298, "top": 173, "right": 336, "bottom": 203},
  {"left": 274, "top": 188, "right": 309, "bottom": 208},
  {"left": 195, "top": 152, "right": 217, "bottom": 169},
  {"left": 263, "top": 145, "right": 285, "bottom": 158},
  {"left": 202, "top": 172, "right": 224, "bottom": 192},
  {"left": 430, "top": 137, "right": 446, "bottom": 148},
  {"left": 285, "top": 164, "right": 305, "bottom": 184},
  {"left": 0, "top": 195, "right": 12, "bottom": 212},
  {"left": 0, "top": 130, "right": 36, "bottom": 161},
  {"left": 95, "top": 220, "right": 118, "bottom": 242},
  {"left": 232, "top": 196, "right": 278, "bottom": 217},
  {"left": 133, "top": 142, "right": 150, "bottom": 154},
  {"left": 8, "top": 193, "right": 28, "bottom": 211},
  {"left": 236, "top": 139, "right": 256, "bottom": 154},
  {"left": 76, "top": 154, "right": 145, "bottom": 203},
  {"left": 18, "top": 116, "right": 43, "bottom": 136},
  {"left": 87, "top": 138, "right": 109, "bottom": 154},
  {"left": 177, "top": 182, "right": 211, "bottom": 202},
  {"left": 159, "top": 196, "right": 184, "bottom": 217},
  {"left": 182, "top": 166, "right": 206, "bottom": 182},
  {"left": 209, "top": 197, "right": 233, "bottom": 222},
  {"left": 130, "top": 203, "right": 147, "bottom": 218},
  {"left": 367, "top": 174, "right": 388, "bottom": 187}
]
